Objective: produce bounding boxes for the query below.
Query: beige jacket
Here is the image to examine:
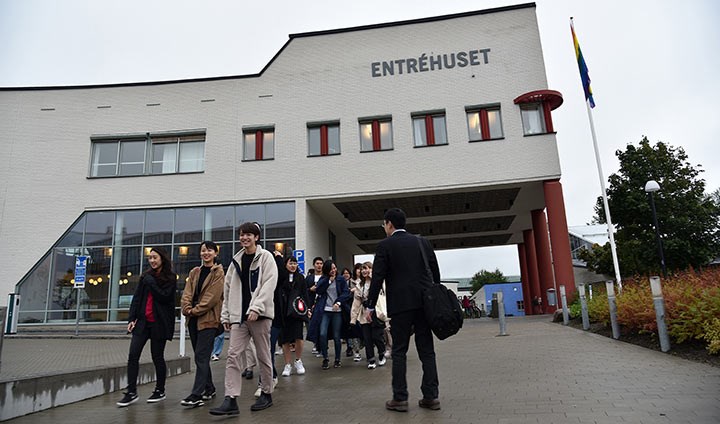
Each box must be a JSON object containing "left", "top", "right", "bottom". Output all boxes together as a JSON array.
[
  {"left": 350, "top": 280, "right": 371, "bottom": 324},
  {"left": 181, "top": 263, "right": 225, "bottom": 331},
  {"left": 221, "top": 245, "right": 278, "bottom": 323}
]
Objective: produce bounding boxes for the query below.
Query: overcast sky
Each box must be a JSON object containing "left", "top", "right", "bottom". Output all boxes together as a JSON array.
[{"left": 2, "top": 0, "right": 718, "bottom": 278}]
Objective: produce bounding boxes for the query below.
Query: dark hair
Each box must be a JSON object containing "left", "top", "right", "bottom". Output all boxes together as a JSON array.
[
  {"left": 200, "top": 240, "right": 218, "bottom": 252},
  {"left": 384, "top": 207, "right": 406, "bottom": 229},
  {"left": 285, "top": 256, "right": 298, "bottom": 265},
  {"left": 148, "top": 246, "right": 174, "bottom": 283},
  {"left": 341, "top": 267, "right": 351, "bottom": 277},
  {"left": 312, "top": 256, "right": 324, "bottom": 264},
  {"left": 353, "top": 262, "right": 362, "bottom": 279},
  {"left": 238, "top": 221, "right": 261, "bottom": 238},
  {"left": 321, "top": 259, "right": 335, "bottom": 277}
]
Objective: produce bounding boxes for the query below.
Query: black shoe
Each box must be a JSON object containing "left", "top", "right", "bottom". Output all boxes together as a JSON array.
[
  {"left": 244, "top": 370, "right": 254, "bottom": 380},
  {"left": 345, "top": 349, "right": 353, "bottom": 357},
  {"left": 209, "top": 396, "right": 239, "bottom": 416},
  {"left": 321, "top": 358, "right": 329, "bottom": 370},
  {"left": 250, "top": 392, "right": 273, "bottom": 411},
  {"left": 180, "top": 394, "right": 204, "bottom": 407},
  {"left": 202, "top": 389, "right": 216, "bottom": 401},
  {"left": 147, "top": 389, "right": 166, "bottom": 403},
  {"left": 333, "top": 359, "right": 342, "bottom": 368},
  {"left": 116, "top": 391, "right": 138, "bottom": 407}
]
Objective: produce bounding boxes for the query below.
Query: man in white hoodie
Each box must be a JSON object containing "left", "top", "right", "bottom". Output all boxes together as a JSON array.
[{"left": 209, "top": 222, "right": 278, "bottom": 416}]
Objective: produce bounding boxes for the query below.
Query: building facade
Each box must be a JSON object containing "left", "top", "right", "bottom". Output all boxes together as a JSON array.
[{"left": 0, "top": 3, "right": 575, "bottom": 324}]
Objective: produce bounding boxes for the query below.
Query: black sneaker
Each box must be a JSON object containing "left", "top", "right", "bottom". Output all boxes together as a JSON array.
[
  {"left": 345, "top": 349, "right": 353, "bottom": 357},
  {"left": 321, "top": 358, "right": 329, "bottom": 370},
  {"left": 333, "top": 359, "right": 342, "bottom": 368},
  {"left": 147, "top": 389, "right": 166, "bottom": 403},
  {"left": 202, "top": 389, "right": 216, "bottom": 401},
  {"left": 209, "top": 396, "right": 239, "bottom": 416},
  {"left": 250, "top": 392, "right": 273, "bottom": 411},
  {"left": 116, "top": 391, "right": 138, "bottom": 407},
  {"left": 180, "top": 394, "right": 204, "bottom": 407}
]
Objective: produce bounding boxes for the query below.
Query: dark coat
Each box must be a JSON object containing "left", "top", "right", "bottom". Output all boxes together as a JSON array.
[
  {"left": 367, "top": 230, "right": 440, "bottom": 316},
  {"left": 306, "top": 275, "right": 351, "bottom": 343},
  {"left": 273, "top": 255, "right": 310, "bottom": 327},
  {"left": 128, "top": 272, "right": 176, "bottom": 340}
]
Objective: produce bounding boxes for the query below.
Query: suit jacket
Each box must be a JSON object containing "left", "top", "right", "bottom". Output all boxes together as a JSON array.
[{"left": 367, "top": 230, "right": 440, "bottom": 316}]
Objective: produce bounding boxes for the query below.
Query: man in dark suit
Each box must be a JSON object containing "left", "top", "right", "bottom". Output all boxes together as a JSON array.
[{"left": 366, "top": 208, "right": 441, "bottom": 412}]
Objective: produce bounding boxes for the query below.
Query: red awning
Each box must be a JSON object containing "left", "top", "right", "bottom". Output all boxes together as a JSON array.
[{"left": 513, "top": 90, "right": 563, "bottom": 110}]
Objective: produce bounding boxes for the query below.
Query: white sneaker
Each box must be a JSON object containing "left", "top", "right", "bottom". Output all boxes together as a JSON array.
[
  {"left": 282, "top": 363, "right": 292, "bottom": 377},
  {"left": 294, "top": 359, "right": 306, "bottom": 375},
  {"left": 378, "top": 356, "right": 387, "bottom": 366},
  {"left": 384, "top": 350, "right": 391, "bottom": 359},
  {"left": 210, "top": 354, "right": 220, "bottom": 361},
  {"left": 272, "top": 377, "right": 278, "bottom": 390},
  {"left": 367, "top": 361, "right": 377, "bottom": 369},
  {"left": 254, "top": 384, "right": 262, "bottom": 398},
  {"left": 353, "top": 353, "right": 362, "bottom": 362}
]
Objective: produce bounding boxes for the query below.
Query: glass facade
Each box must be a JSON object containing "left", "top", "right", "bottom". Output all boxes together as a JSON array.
[{"left": 15, "top": 202, "right": 295, "bottom": 324}]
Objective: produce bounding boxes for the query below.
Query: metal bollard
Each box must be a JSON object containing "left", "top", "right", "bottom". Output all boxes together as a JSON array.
[
  {"left": 605, "top": 280, "right": 620, "bottom": 339},
  {"left": 495, "top": 292, "right": 508, "bottom": 336},
  {"left": 578, "top": 283, "right": 590, "bottom": 330},
  {"left": 559, "top": 285, "right": 569, "bottom": 325},
  {"left": 649, "top": 276, "right": 671, "bottom": 352},
  {"left": 179, "top": 314, "right": 187, "bottom": 357}
]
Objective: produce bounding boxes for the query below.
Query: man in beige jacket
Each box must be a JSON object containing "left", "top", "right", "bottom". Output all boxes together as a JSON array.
[{"left": 209, "top": 222, "right": 278, "bottom": 416}]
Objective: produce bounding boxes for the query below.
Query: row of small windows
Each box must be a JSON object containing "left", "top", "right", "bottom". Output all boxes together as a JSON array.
[{"left": 90, "top": 103, "right": 550, "bottom": 177}]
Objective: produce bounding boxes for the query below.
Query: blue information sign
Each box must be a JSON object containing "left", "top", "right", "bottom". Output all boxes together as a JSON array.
[
  {"left": 74, "top": 255, "right": 88, "bottom": 288},
  {"left": 293, "top": 249, "right": 305, "bottom": 275}
]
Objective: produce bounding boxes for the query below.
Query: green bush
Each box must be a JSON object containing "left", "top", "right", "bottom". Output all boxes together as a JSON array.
[{"left": 703, "top": 318, "right": 720, "bottom": 355}]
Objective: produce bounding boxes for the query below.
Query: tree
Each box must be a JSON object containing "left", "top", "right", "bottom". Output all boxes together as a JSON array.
[
  {"left": 470, "top": 268, "right": 508, "bottom": 294},
  {"left": 585, "top": 136, "right": 720, "bottom": 276}
]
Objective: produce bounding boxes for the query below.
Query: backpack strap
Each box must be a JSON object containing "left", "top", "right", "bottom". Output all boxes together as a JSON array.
[{"left": 416, "top": 235, "right": 437, "bottom": 288}]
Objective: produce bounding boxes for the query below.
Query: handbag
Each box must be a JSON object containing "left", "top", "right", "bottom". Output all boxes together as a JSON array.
[
  {"left": 416, "top": 236, "right": 464, "bottom": 340},
  {"left": 287, "top": 296, "right": 308, "bottom": 320}
]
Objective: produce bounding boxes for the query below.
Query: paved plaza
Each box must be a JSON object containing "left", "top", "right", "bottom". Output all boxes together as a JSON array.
[{"left": 2, "top": 316, "right": 719, "bottom": 423}]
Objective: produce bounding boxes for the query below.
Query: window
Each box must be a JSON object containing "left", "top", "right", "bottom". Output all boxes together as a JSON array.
[
  {"left": 90, "top": 131, "right": 205, "bottom": 177},
  {"left": 359, "top": 117, "right": 393, "bottom": 152},
  {"left": 466, "top": 106, "right": 503, "bottom": 141},
  {"left": 243, "top": 128, "right": 275, "bottom": 161},
  {"left": 412, "top": 112, "right": 447, "bottom": 147},
  {"left": 517, "top": 300, "right": 524, "bottom": 311},
  {"left": 151, "top": 133, "right": 205, "bottom": 174},
  {"left": 520, "top": 103, "right": 547, "bottom": 135},
  {"left": 308, "top": 122, "right": 340, "bottom": 156}
]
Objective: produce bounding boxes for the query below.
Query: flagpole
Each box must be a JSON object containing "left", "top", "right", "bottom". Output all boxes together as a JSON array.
[{"left": 584, "top": 100, "right": 623, "bottom": 291}]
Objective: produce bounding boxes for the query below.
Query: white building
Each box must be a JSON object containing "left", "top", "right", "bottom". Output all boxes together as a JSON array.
[{"left": 0, "top": 3, "right": 576, "bottom": 324}]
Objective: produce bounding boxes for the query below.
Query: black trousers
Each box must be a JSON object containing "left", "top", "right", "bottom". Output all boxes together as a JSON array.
[
  {"left": 361, "top": 323, "right": 386, "bottom": 361},
  {"left": 389, "top": 308, "right": 438, "bottom": 401},
  {"left": 127, "top": 323, "right": 168, "bottom": 393},
  {"left": 189, "top": 318, "right": 216, "bottom": 396}
]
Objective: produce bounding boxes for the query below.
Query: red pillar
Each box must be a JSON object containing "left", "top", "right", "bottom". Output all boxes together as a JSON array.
[
  {"left": 522, "top": 229, "right": 542, "bottom": 315},
  {"left": 517, "top": 243, "right": 532, "bottom": 316},
  {"left": 532, "top": 209, "right": 555, "bottom": 313},
  {"left": 544, "top": 180, "right": 577, "bottom": 302}
]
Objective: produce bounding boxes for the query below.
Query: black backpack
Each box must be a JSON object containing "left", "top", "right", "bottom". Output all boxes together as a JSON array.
[{"left": 416, "top": 236, "right": 464, "bottom": 340}]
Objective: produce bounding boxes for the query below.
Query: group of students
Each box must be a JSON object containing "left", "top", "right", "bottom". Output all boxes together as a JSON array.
[{"left": 115, "top": 221, "right": 390, "bottom": 415}]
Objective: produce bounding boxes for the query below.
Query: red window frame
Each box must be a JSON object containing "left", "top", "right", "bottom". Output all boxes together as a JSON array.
[{"left": 243, "top": 128, "right": 273, "bottom": 161}]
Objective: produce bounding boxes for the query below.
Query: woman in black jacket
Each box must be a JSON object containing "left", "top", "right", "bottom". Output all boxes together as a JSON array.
[
  {"left": 276, "top": 255, "right": 308, "bottom": 377},
  {"left": 117, "top": 247, "right": 177, "bottom": 407}
]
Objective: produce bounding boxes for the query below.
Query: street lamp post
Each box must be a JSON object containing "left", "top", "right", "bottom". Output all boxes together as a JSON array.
[{"left": 644, "top": 180, "right": 668, "bottom": 278}]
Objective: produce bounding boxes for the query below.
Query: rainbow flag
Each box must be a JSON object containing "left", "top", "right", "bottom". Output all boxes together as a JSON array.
[{"left": 571, "top": 19, "right": 595, "bottom": 108}]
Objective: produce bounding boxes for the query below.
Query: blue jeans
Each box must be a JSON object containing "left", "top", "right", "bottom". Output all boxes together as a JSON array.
[
  {"left": 319, "top": 311, "right": 343, "bottom": 361},
  {"left": 212, "top": 333, "right": 224, "bottom": 357}
]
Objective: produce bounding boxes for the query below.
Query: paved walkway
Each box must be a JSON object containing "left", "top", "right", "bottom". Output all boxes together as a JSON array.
[{"left": 2, "top": 316, "right": 719, "bottom": 423}]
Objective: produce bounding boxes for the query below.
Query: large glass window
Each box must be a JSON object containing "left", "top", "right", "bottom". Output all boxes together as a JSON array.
[
  {"left": 14, "top": 202, "right": 295, "bottom": 324},
  {"left": 413, "top": 112, "right": 448, "bottom": 147},
  {"left": 84, "top": 211, "right": 115, "bottom": 246},
  {"left": 206, "top": 206, "right": 234, "bottom": 241},
  {"left": 90, "top": 131, "right": 205, "bottom": 178}
]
